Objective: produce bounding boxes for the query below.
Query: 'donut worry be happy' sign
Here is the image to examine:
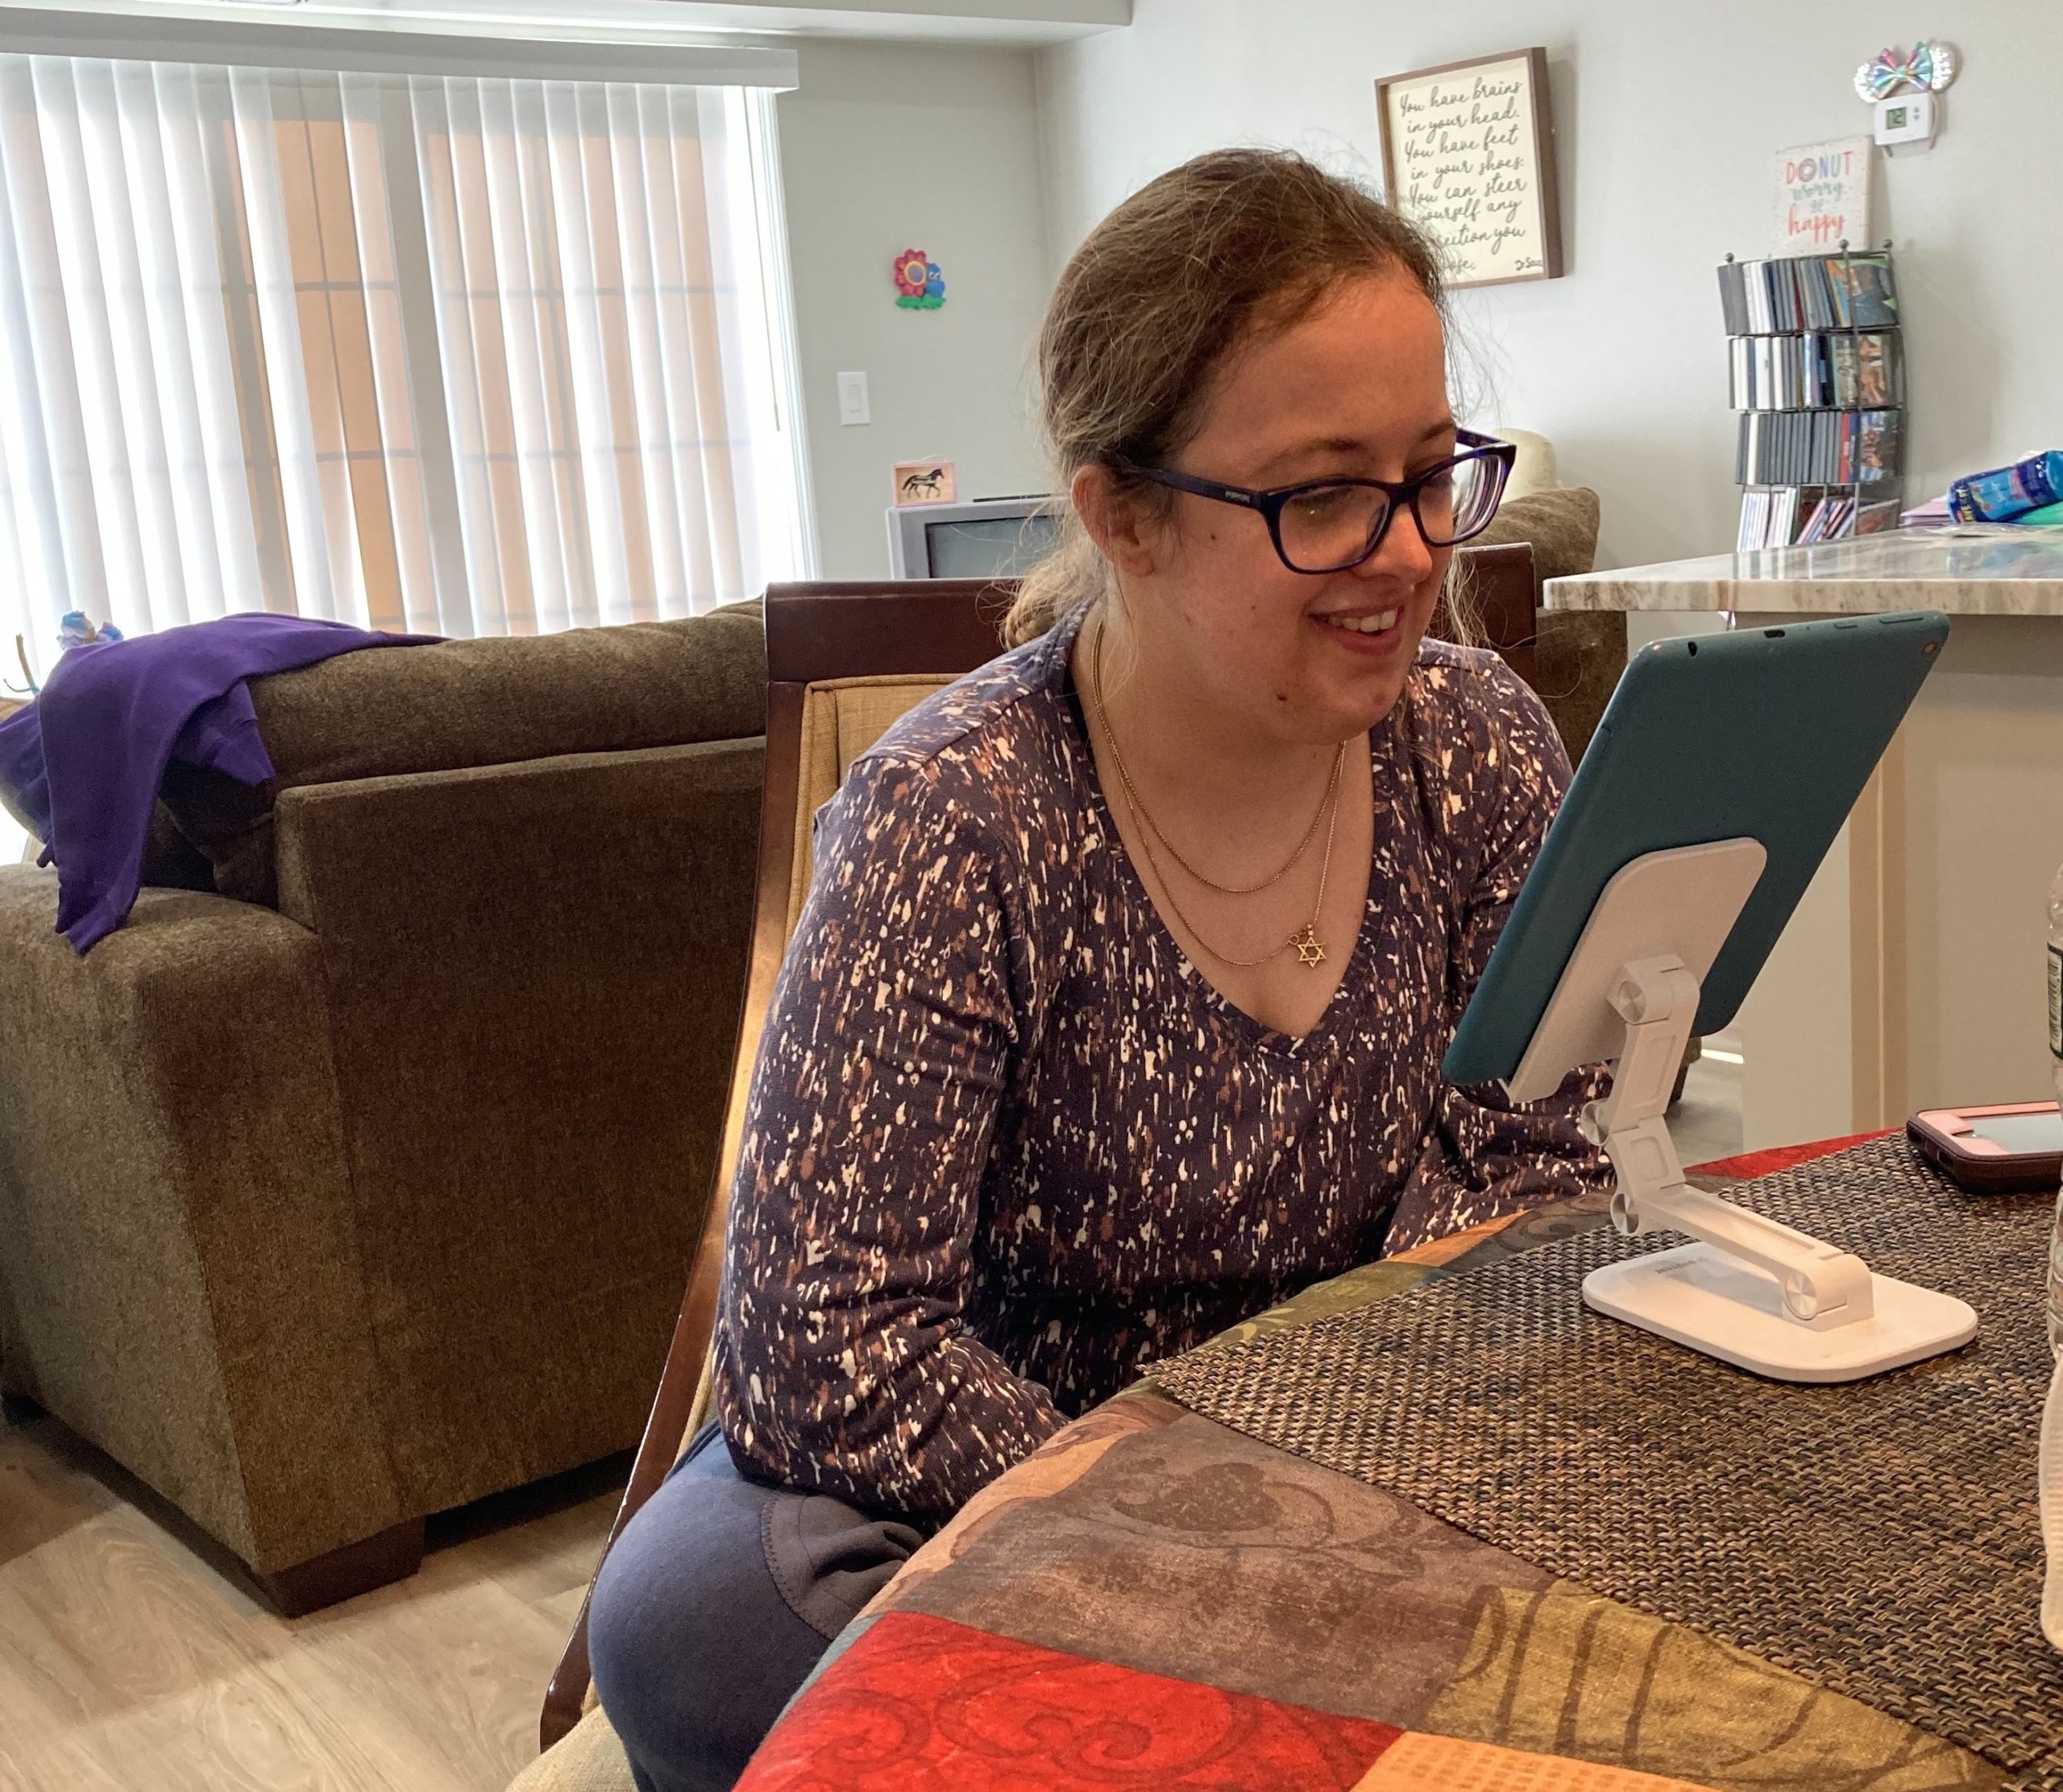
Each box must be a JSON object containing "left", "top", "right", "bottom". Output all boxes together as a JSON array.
[{"left": 1376, "top": 48, "right": 1565, "bottom": 289}]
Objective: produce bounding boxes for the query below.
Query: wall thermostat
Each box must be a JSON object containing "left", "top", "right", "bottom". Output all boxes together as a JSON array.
[{"left": 1874, "top": 90, "right": 1938, "bottom": 149}]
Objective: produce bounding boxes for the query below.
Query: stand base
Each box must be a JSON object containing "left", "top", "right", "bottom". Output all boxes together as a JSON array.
[{"left": 1584, "top": 1244, "right": 1979, "bottom": 1383}]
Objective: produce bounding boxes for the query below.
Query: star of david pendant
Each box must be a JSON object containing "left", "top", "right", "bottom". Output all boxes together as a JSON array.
[{"left": 1289, "top": 924, "right": 1326, "bottom": 969}]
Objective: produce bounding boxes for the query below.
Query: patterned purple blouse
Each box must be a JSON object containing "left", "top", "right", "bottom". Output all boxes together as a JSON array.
[{"left": 714, "top": 603, "right": 1608, "bottom": 1517}]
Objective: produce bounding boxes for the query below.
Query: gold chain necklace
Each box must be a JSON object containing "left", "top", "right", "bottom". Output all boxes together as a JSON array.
[
  {"left": 1092, "top": 624, "right": 1342, "bottom": 894},
  {"left": 1085, "top": 622, "right": 1343, "bottom": 971}
]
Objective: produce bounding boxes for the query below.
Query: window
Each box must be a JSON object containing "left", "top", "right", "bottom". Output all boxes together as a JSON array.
[{"left": 0, "top": 52, "right": 808, "bottom": 688}]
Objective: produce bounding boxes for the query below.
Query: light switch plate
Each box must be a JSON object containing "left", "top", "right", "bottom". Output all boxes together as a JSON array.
[{"left": 836, "top": 371, "right": 870, "bottom": 425}]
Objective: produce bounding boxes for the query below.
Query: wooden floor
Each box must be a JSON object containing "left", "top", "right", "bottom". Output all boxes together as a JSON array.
[{"left": 0, "top": 1403, "right": 621, "bottom": 1791}]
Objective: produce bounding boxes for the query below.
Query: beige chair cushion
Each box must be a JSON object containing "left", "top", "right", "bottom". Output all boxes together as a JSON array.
[
  {"left": 783, "top": 674, "right": 953, "bottom": 944},
  {"left": 677, "top": 1350, "right": 719, "bottom": 1464},
  {"left": 508, "top": 1705, "right": 636, "bottom": 1792}
]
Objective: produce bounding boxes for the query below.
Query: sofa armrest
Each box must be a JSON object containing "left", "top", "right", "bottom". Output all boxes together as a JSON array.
[
  {"left": 0, "top": 869, "right": 403, "bottom": 1570},
  {"left": 268, "top": 737, "right": 763, "bottom": 1512}
]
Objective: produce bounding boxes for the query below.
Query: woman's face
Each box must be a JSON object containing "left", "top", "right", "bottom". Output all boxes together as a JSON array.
[{"left": 1090, "top": 270, "right": 1457, "bottom": 748}]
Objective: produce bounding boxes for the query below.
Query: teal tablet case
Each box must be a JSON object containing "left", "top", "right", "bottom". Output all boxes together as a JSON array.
[{"left": 1442, "top": 610, "right": 1949, "bottom": 1087}]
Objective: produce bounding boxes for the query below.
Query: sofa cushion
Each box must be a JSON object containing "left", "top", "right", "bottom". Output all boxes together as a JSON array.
[
  {"left": 161, "top": 599, "right": 766, "bottom": 906},
  {"left": 1473, "top": 487, "right": 1600, "bottom": 588}
]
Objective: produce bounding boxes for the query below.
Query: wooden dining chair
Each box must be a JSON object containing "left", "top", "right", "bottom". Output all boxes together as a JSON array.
[
  {"left": 1442, "top": 541, "right": 1539, "bottom": 689},
  {"left": 539, "top": 577, "right": 1017, "bottom": 1746},
  {"left": 537, "top": 545, "right": 1543, "bottom": 1747}
]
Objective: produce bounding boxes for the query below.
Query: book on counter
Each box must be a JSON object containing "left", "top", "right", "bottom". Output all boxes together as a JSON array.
[
  {"left": 1728, "top": 330, "right": 1901, "bottom": 410},
  {"left": 1736, "top": 408, "right": 1903, "bottom": 486},
  {"left": 1717, "top": 251, "right": 1899, "bottom": 334}
]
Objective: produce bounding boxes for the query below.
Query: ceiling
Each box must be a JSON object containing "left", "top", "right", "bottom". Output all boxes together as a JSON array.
[
  {"left": 649, "top": 0, "right": 1129, "bottom": 43},
  {"left": 10, "top": 0, "right": 1131, "bottom": 47}
]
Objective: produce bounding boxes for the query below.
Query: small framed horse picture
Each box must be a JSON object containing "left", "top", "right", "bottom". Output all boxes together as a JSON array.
[{"left": 891, "top": 460, "right": 957, "bottom": 506}]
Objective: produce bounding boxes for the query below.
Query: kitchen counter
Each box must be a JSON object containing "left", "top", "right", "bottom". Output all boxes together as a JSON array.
[{"left": 1547, "top": 525, "right": 2063, "bottom": 616}]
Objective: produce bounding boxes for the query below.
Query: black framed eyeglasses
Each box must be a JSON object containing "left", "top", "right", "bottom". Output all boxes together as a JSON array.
[{"left": 1130, "top": 428, "right": 1517, "bottom": 575}]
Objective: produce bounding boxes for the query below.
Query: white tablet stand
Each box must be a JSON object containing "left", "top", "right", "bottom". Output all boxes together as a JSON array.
[{"left": 1507, "top": 839, "right": 1978, "bottom": 1383}]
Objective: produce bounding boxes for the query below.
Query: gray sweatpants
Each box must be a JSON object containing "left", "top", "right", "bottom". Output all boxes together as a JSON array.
[{"left": 587, "top": 1425, "right": 925, "bottom": 1792}]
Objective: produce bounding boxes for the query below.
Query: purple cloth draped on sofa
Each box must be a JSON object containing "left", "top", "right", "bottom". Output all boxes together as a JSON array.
[{"left": 0, "top": 613, "right": 436, "bottom": 952}]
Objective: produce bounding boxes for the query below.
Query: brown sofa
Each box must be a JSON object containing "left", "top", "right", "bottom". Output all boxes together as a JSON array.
[
  {"left": 1472, "top": 485, "right": 1618, "bottom": 763},
  {"left": 0, "top": 602, "right": 767, "bottom": 1609}
]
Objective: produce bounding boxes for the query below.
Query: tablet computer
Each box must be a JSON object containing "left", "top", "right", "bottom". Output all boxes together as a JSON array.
[
  {"left": 1442, "top": 610, "right": 1949, "bottom": 1089},
  {"left": 1907, "top": 1101, "right": 2063, "bottom": 1193}
]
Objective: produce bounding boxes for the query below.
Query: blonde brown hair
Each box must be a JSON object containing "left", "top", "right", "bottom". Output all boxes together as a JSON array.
[{"left": 1007, "top": 148, "right": 1448, "bottom": 647}]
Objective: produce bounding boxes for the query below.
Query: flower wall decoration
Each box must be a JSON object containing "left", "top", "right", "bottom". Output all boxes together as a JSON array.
[{"left": 894, "top": 247, "right": 946, "bottom": 309}]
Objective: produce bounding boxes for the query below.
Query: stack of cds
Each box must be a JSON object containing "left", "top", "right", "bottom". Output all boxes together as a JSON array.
[
  {"left": 1735, "top": 409, "right": 1902, "bottom": 487},
  {"left": 1716, "top": 252, "right": 1899, "bottom": 333},
  {"left": 1716, "top": 249, "right": 1905, "bottom": 552},
  {"left": 1728, "top": 331, "right": 1901, "bottom": 411}
]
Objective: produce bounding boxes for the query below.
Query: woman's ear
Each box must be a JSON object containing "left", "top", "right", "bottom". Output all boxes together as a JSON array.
[{"left": 1072, "top": 464, "right": 1163, "bottom": 579}]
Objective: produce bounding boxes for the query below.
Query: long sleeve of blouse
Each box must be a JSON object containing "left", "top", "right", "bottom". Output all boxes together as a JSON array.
[{"left": 716, "top": 752, "right": 1065, "bottom": 1517}]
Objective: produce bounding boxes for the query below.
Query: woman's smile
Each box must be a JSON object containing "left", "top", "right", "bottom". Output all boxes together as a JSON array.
[{"left": 1311, "top": 604, "right": 1405, "bottom": 654}]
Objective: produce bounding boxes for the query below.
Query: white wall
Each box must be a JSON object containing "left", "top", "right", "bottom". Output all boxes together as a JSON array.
[
  {"left": 1036, "top": 1, "right": 2063, "bottom": 572},
  {"left": 1734, "top": 829, "right": 1855, "bottom": 1151},
  {"left": 777, "top": 39, "right": 1052, "bottom": 576}
]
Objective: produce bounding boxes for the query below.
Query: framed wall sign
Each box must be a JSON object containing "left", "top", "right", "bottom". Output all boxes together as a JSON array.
[
  {"left": 1772, "top": 136, "right": 1873, "bottom": 255},
  {"left": 1376, "top": 47, "right": 1564, "bottom": 288}
]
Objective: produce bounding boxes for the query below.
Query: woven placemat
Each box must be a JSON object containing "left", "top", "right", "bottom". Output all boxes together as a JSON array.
[{"left": 1153, "top": 1137, "right": 2063, "bottom": 1789}]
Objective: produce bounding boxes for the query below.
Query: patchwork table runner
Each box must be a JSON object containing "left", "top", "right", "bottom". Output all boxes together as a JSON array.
[{"left": 1154, "top": 1139, "right": 2063, "bottom": 1790}]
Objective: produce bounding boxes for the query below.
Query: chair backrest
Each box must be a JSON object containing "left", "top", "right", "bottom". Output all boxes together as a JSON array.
[
  {"left": 1441, "top": 541, "right": 1538, "bottom": 688},
  {"left": 538, "top": 549, "right": 1541, "bottom": 1747},
  {"left": 541, "top": 578, "right": 1015, "bottom": 1747},
  {"left": 783, "top": 674, "right": 957, "bottom": 939}
]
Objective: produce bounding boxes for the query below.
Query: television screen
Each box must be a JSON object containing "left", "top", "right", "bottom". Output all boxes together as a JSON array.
[{"left": 924, "top": 512, "right": 1059, "bottom": 579}]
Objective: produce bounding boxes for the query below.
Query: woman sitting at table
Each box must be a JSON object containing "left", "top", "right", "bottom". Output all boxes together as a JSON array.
[{"left": 589, "top": 146, "right": 1608, "bottom": 1792}]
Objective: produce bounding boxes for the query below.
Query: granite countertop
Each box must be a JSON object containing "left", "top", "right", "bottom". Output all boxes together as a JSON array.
[{"left": 1545, "top": 525, "right": 2063, "bottom": 614}]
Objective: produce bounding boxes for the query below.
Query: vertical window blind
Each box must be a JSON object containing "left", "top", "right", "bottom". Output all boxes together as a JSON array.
[{"left": 0, "top": 53, "right": 807, "bottom": 691}]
